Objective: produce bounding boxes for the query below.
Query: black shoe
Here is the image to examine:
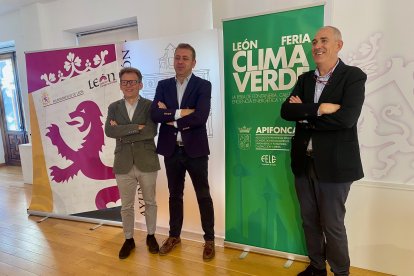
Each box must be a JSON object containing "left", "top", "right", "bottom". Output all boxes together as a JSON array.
[
  {"left": 119, "top": 238, "right": 135, "bottom": 259},
  {"left": 146, "top": 234, "right": 159, "bottom": 254},
  {"left": 297, "top": 265, "right": 327, "bottom": 276}
]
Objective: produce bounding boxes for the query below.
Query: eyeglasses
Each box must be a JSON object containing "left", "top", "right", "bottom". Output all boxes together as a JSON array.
[{"left": 120, "top": 80, "right": 140, "bottom": 86}]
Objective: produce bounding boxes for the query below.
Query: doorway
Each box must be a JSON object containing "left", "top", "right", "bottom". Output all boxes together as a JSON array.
[{"left": 0, "top": 52, "right": 28, "bottom": 165}]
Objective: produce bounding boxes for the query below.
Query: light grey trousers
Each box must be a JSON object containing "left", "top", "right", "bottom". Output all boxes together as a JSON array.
[{"left": 116, "top": 165, "right": 158, "bottom": 239}]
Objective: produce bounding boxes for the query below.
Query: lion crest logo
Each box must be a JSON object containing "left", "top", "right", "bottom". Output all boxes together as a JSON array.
[{"left": 45, "top": 100, "right": 115, "bottom": 182}]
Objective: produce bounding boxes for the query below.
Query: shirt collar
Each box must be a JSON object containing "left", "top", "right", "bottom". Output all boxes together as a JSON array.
[
  {"left": 315, "top": 59, "right": 340, "bottom": 78},
  {"left": 124, "top": 95, "right": 140, "bottom": 104},
  {"left": 175, "top": 73, "right": 192, "bottom": 84}
]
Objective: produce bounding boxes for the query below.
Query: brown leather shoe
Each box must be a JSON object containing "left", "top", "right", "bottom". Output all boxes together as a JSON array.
[
  {"left": 159, "top": 237, "right": 181, "bottom": 256},
  {"left": 203, "top": 240, "right": 215, "bottom": 261}
]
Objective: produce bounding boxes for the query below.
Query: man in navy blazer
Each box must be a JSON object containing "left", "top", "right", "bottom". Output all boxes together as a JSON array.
[
  {"left": 151, "top": 43, "right": 215, "bottom": 260},
  {"left": 281, "top": 26, "right": 366, "bottom": 276}
]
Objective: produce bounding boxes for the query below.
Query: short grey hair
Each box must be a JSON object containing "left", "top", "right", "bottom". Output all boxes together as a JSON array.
[{"left": 321, "top": 26, "right": 342, "bottom": 41}]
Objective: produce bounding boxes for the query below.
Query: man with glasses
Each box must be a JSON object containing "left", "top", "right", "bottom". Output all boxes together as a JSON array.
[
  {"left": 281, "top": 26, "right": 367, "bottom": 276},
  {"left": 105, "top": 67, "right": 160, "bottom": 259}
]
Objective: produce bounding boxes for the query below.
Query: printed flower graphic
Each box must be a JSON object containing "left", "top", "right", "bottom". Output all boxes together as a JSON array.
[
  {"left": 93, "top": 54, "right": 102, "bottom": 65},
  {"left": 64, "top": 52, "right": 82, "bottom": 71},
  {"left": 40, "top": 73, "right": 56, "bottom": 84},
  {"left": 40, "top": 50, "right": 109, "bottom": 86}
]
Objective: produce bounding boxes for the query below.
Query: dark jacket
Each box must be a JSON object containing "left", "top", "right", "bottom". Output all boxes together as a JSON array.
[
  {"left": 151, "top": 74, "right": 211, "bottom": 158},
  {"left": 281, "top": 60, "right": 366, "bottom": 182}
]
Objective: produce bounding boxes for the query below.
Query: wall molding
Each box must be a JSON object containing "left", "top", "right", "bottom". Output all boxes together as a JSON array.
[{"left": 355, "top": 180, "right": 414, "bottom": 191}]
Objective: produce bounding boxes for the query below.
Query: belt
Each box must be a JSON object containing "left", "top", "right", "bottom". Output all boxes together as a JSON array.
[
  {"left": 176, "top": 141, "right": 184, "bottom": 147},
  {"left": 306, "top": 149, "right": 313, "bottom": 157}
]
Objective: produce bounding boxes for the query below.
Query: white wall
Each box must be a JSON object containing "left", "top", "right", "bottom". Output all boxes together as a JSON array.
[
  {"left": 333, "top": 1, "right": 414, "bottom": 275},
  {"left": 0, "top": 0, "right": 213, "bottom": 138},
  {"left": 346, "top": 183, "right": 414, "bottom": 276},
  {"left": 1, "top": 0, "right": 413, "bottom": 275},
  {"left": 212, "top": 0, "right": 333, "bottom": 28}
]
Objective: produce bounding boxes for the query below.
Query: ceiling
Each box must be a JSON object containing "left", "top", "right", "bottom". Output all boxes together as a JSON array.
[{"left": 0, "top": 0, "right": 54, "bottom": 15}]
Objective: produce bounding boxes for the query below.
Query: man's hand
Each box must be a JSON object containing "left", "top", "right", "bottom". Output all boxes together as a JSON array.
[
  {"left": 288, "top": 95, "right": 340, "bottom": 115},
  {"left": 318, "top": 103, "right": 341, "bottom": 115},
  {"left": 138, "top": 124, "right": 145, "bottom": 130},
  {"left": 158, "top": 100, "right": 194, "bottom": 117},
  {"left": 158, "top": 101, "right": 167, "bottom": 109},
  {"left": 110, "top": 120, "right": 118, "bottom": 126},
  {"left": 180, "top": 108, "right": 195, "bottom": 117},
  {"left": 289, "top": 95, "right": 302, "bottom": 103}
]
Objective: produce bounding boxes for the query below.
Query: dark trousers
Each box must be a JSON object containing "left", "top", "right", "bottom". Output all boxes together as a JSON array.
[
  {"left": 164, "top": 146, "right": 215, "bottom": 241},
  {"left": 295, "top": 156, "right": 352, "bottom": 276}
]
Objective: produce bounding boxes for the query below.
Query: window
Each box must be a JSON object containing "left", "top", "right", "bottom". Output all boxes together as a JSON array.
[
  {"left": 0, "top": 48, "right": 27, "bottom": 165},
  {"left": 76, "top": 22, "right": 138, "bottom": 46},
  {"left": 0, "top": 52, "right": 24, "bottom": 132}
]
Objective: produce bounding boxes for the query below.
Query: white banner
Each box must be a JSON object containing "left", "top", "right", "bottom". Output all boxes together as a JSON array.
[{"left": 121, "top": 29, "right": 225, "bottom": 237}]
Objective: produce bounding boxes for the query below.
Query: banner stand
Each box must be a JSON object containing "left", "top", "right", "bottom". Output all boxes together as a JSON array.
[
  {"left": 223, "top": 4, "right": 324, "bottom": 258},
  {"left": 27, "top": 210, "right": 122, "bottom": 228},
  {"left": 224, "top": 241, "right": 309, "bottom": 262}
]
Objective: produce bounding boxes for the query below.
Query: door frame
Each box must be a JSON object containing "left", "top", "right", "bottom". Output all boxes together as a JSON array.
[{"left": 0, "top": 52, "right": 28, "bottom": 165}]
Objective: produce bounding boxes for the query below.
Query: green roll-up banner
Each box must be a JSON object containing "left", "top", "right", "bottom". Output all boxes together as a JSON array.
[{"left": 224, "top": 5, "right": 324, "bottom": 256}]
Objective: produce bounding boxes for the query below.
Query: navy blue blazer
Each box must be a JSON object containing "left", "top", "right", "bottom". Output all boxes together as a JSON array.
[
  {"left": 151, "top": 74, "right": 211, "bottom": 158},
  {"left": 281, "top": 60, "right": 366, "bottom": 182}
]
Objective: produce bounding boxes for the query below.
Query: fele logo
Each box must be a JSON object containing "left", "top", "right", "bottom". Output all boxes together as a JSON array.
[
  {"left": 261, "top": 154, "right": 276, "bottom": 166},
  {"left": 88, "top": 72, "right": 117, "bottom": 89}
]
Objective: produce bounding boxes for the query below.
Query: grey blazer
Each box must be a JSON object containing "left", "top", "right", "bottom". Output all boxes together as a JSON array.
[{"left": 105, "top": 97, "right": 160, "bottom": 174}]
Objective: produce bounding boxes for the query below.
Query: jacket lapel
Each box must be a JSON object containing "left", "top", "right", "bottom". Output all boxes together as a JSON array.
[
  {"left": 131, "top": 98, "right": 144, "bottom": 122},
  {"left": 166, "top": 78, "right": 179, "bottom": 109},
  {"left": 304, "top": 72, "right": 317, "bottom": 103},
  {"left": 180, "top": 74, "right": 196, "bottom": 108},
  {"left": 318, "top": 60, "right": 346, "bottom": 103},
  {"left": 118, "top": 100, "right": 131, "bottom": 122}
]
